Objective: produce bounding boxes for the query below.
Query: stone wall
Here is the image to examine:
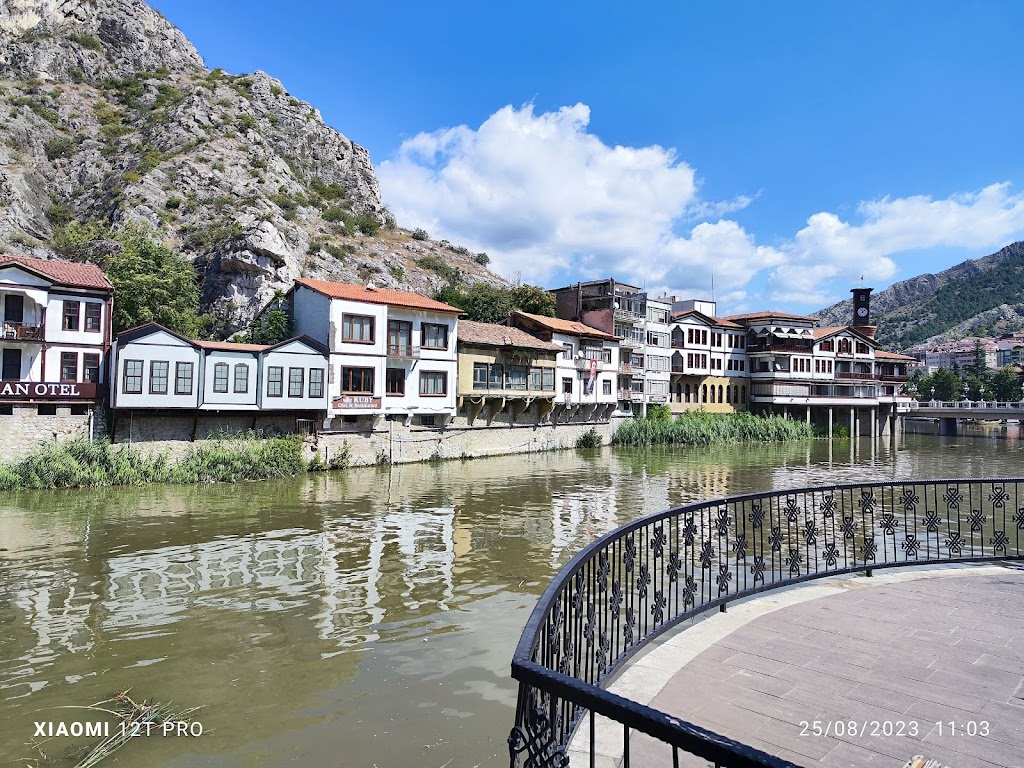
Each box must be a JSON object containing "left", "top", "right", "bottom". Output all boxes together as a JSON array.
[
  {"left": 1, "top": 404, "right": 106, "bottom": 460},
  {"left": 317, "top": 415, "right": 627, "bottom": 467},
  {"left": 107, "top": 412, "right": 307, "bottom": 460}
]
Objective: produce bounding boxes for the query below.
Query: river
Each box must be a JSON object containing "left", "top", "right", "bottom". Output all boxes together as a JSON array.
[{"left": 1, "top": 434, "right": 1021, "bottom": 767}]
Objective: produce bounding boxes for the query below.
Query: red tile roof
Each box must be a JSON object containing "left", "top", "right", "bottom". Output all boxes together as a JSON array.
[
  {"left": 458, "top": 320, "right": 562, "bottom": 352},
  {"left": 812, "top": 326, "right": 848, "bottom": 339},
  {"left": 0, "top": 255, "right": 113, "bottom": 290},
  {"left": 295, "top": 278, "right": 462, "bottom": 313},
  {"left": 874, "top": 350, "right": 915, "bottom": 361},
  {"left": 671, "top": 309, "right": 742, "bottom": 329},
  {"left": 511, "top": 311, "right": 619, "bottom": 340},
  {"left": 722, "top": 310, "right": 815, "bottom": 323}
]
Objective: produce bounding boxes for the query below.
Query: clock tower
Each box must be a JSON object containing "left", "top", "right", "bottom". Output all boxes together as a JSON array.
[{"left": 851, "top": 287, "right": 873, "bottom": 331}]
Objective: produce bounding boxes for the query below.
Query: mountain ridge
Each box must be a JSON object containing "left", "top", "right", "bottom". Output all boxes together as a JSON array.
[
  {"left": 0, "top": 0, "right": 503, "bottom": 335},
  {"left": 813, "top": 241, "right": 1024, "bottom": 350}
]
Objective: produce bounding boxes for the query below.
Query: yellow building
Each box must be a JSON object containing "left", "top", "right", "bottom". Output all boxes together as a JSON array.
[{"left": 456, "top": 320, "right": 562, "bottom": 424}]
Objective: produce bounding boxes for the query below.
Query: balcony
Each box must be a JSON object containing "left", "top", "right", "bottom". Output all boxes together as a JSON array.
[
  {"left": 747, "top": 343, "right": 813, "bottom": 355},
  {"left": 1, "top": 321, "right": 43, "bottom": 342},
  {"left": 613, "top": 309, "right": 643, "bottom": 324},
  {"left": 386, "top": 343, "right": 420, "bottom": 359},
  {"left": 617, "top": 363, "right": 632, "bottom": 374},
  {"left": 835, "top": 371, "right": 877, "bottom": 381},
  {"left": 878, "top": 373, "right": 910, "bottom": 382}
]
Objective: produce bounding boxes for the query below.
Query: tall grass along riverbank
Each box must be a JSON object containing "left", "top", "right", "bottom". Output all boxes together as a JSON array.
[
  {"left": 0, "top": 433, "right": 344, "bottom": 491},
  {"left": 613, "top": 411, "right": 814, "bottom": 446}
]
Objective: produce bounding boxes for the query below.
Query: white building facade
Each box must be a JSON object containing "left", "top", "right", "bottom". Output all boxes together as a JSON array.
[
  {"left": 289, "top": 279, "right": 461, "bottom": 428},
  {"left": 0, "top": 255, "right": 112, "bottom": 417},
  {"left": 109, "top": 323, "right": 329, "bottom": 414}
]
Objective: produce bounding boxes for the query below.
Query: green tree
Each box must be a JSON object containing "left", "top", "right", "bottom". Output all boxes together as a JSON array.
[
  {"left": 931, "top": 368, "right": 961, "bottom": 401},
  {"left": 243, "top": 290, "right": 292, "bottom": 344},
  {"left": 107, "top": 227, "right": 206, "bottom": 336},
  {"left": 970, "top": 339, "right": 990, "bottom": 379},
  {"left": 909, "top": 370, "right": 933, "bottom": 401},
  {"left": 990, "top": 366, "right": 1023, "bottom": 402},
  {"left": 962, "top": 373, "right": 989, "bottom": 401},
  {"left": 432, "top": 282, "right": 555, "bottom": 323}
]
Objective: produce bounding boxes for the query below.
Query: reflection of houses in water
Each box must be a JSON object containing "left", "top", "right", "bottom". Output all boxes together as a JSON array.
[
  {"left": 9, "top": 564, "right": 95, "bottom": 659},
  {"left": 550, "top": 491, "right": 622, "bottom": 567},
  {"left": 101, "top": 508, "right": 457, "bottom": 649}
]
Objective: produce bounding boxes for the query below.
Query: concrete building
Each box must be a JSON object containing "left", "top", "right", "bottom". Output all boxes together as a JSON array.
[
  {"left": 109, "top": 323, "right": 329, "bottom": 435},
  {"left": 456, "top": 320, "right": 562, "bottom": 424},
  {"left": 288, "top": 279, "right": 461, "bottom": 429},
  {"left": 548, "top": 279, "right": 672, "bottom": 415},
  {"left": 0, "top": 255, "right": 113, "bottom": 437},
  {"left": 507, "top": 310, "right": 621, "bottom": 420}
]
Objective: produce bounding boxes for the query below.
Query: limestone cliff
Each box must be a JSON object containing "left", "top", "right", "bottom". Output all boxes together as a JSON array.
[{"left": 0, "top": 0, "right": 501, "bottom": 333}]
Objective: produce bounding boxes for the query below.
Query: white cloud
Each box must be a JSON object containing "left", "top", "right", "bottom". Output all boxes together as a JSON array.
[{"left": 379, "top": 103, "right": 1024, "bottom": 312}]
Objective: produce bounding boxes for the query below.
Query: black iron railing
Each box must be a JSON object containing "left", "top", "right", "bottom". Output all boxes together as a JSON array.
[{"left": 508, "top": 478, "right": 1024, "bottom": 768}]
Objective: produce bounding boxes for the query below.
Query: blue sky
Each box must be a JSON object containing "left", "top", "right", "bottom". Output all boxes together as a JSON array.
[{"left": 153, "top": 1, "right": 1024, "bottom": 314}]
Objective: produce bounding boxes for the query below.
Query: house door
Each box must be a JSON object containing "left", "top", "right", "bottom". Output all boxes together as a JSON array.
[
  {"left": 387, "top": 320, "right": 412, "bottom": 354},
  {"left": 1, "top": 348, "right": 21, "bottom": 380}
]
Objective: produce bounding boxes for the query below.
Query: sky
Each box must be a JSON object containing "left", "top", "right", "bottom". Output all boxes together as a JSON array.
[{"left": 152, "top": 0, "right": 1024, "bottom": 315}]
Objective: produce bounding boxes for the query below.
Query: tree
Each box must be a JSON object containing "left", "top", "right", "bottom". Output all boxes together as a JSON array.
[
  {"left": 962, "top": 373, "right": 989, "bottom": 401},
  {"left": 433, "top": 282, "right": 555, "bottom": 324},
  {"left": 970, "top": 339, "right": 990, "bottom": 379},
  {"left": 243, "top": 289, "right": 292, "bottom": 344},
  {"left": 931, "top": 368, "right": 961, "bottom": 401},
  {"left": 990, "top": 366, "right": 1023, "bottom": 402},
  {"left": 909, "top": 370, "right": 933, "bottom": 401}
]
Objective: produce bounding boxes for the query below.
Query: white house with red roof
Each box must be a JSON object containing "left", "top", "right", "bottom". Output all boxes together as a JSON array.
[
  {"left": 288, "top": 279, "right": 462, "bottom": 427},
  {"left": 0, "top": 255, "right": 113, "bottom": 418}
]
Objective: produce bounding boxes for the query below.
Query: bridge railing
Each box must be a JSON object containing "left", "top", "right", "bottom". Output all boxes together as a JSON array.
[
  {"left": 909, "top": 400, "right": 1024, "bottom": 410},
  {"left": 509, "top": 478, "right": 1024, "bottom": 768}
]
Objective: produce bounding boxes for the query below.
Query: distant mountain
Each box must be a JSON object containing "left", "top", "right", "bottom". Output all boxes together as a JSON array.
[
  {"left": 0, "top": 0, "right": 502, "bottom": 334},
  {"left": 814, "top": 241, "right": 1024, "bottom": 350}
]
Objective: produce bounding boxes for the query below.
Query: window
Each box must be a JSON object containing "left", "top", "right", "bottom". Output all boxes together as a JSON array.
[
  {"left": 37, "top": 404, "right": 57, "bottom": 416},
  {"left": 71, "top": 405, "right": 88, "bottom": 415},
  {"left": 60, "top": 352, "right": 78, "bottom": 382},
  {"left": 856, "top": 342, "right": 869, "bottom": 354},
  {"left": 473, "top": 363, "right": 488, "bottom": 390},
  {"left": 421, "top": 323, "right": 448, "bottom": 349},
  {"left": 419, "top": 414, "right": 436, "bottom": 427},
  {"left": 175, "top": 362, "right": 193, "bottom": 395},
  {"left": 543, "top": 368, "right": 555, "bottom": 391},
  {"left": 710, "top": 385, "right": 716, "bottom": 403},
  {"left": 820, "top": 339, "right": 834, "bottom": 351},
  {"left": 687, "top": 328, "right": 694, "bottom": 344},
  {"left": 289, "top": 367, "right": 304, "bottom": 397},
  {"left": 62, "top": 301, "right": 80, "bottom": 331},
  {"left": 149, "top": 360, "right": 168, "bottom": 394},
  {"left": 84, "top": 354, "right": 100, "bottom": 383},
  {"left": 267, "top": 366, "right": 283, "bottom": 397},
  {"left": 529, "top": 367, "right": 543, "bottom": 391},
  {"left": 726, "top": 386, "right": 732, "bottom": 403},
  {"left": 489, "top": 363, "right": 504, "bottom": 390},
  {"left": 420, "top": 371, "right": 447, "bottom": 396},
  {"left": 387, "top": 320, "right": 413, "bottom": 355},
  {"left": 505, "top": 365, "right": 527, "bottom": 390},
  {"left": 718, "top": 385, "right": 724, "bottom": 403},
  {"left": 562, "top": 377, "right": 573, "bottom": 395},
  {"left": 213, "top": 362, "right": 229, "bottom": 393},
  {"left": 838, "top": 338, "right": 852, "bottom": 354},
  {"left": 702, "top": 384, "right": 708, "bottom": 403},
  {"left": 562, "top": 344, "right": 573, "bottom": 360},
  {"left": 685, "top": 383, "right": 691, "bottom": 402},
  {"left": 341, "top": 367, "right": 374, "bottom": 393},
  {"left": 602, "top": 348, "right": 612, "bottom": 363},
  {"left": 342, "top": 314, "right": 375, "bottom": 343},
  {"left": 84, "top": 303, "right": 101, "bottom": 332},
  {"left": 386, "top": 368, "right": 406, "bottom": 395},
  {"left": 309, "top": 368, "right": 324, "bottom": 398},
  {"left": 123, "top": 359, "right": 143, "bottom": 394},
  {"left": 233, "top": 364, "right": 249, "bottom": 393}
]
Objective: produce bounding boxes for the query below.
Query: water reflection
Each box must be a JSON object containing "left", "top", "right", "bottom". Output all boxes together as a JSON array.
[{"left": 0, "top": 435, "right": 1022, "bottom": 766}]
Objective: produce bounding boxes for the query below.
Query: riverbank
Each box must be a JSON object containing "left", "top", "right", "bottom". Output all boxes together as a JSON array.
[
  {"left": 613, "top": 411, "right": 816, "bottom": 445},
  {"left": 0, "top": 434, "right": 326, "bottom": 490}
]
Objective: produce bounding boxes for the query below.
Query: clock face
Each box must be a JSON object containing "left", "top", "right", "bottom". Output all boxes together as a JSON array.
[{"left": 857, "top": 307, "right": 868, "bottom": 317}]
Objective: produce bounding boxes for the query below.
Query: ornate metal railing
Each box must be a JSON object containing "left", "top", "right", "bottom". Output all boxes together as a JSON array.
[{"left": 508, "top": 478, "right": 1024, "bottom": 768}]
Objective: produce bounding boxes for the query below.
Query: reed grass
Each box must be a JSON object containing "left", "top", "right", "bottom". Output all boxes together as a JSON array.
[
  {"left": 0, "top": 434, "right": 309, "bottom": 490},
  {"left": 613, "top": 410, "right": 814, "bottom": 446}
]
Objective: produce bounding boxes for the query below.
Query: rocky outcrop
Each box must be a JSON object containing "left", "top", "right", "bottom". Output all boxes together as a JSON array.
[
  {"left": 0, "top": 0, "right": 504, "bottom": 333},
  {"left": 814, "top": 241, "right": 1024, "bottom": 349}
]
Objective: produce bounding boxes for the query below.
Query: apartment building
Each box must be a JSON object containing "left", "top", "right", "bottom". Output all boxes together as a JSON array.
[
  {"left": 456, "top": 320, "right": 562, "bottom": 424},
  {"left": 289, "top": 279, "right": 461, "bottom": 428},
  {"left": 0, "top": 255, "right": 113, "bottom": 417},
  {"left": 109, "top": 323, "right": 329, "bottom": 421},
  {"left": 548, "top": 279, "right": 672, "bottom": 414},
  {"left": 507, "top": 310, "right": 620, "bottom": 420}
]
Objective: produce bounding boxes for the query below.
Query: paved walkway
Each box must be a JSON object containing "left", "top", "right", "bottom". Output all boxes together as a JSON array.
[{"left": 575, "top": 565, "right": 1024, "bottom": 768}]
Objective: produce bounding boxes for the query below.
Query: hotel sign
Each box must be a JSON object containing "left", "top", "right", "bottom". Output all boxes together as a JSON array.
[
  {"left": 0, "top": 382, "right": 99, "bottom": 401},
  {"left": 333, "top": 395, "right": 381, "bottom": 410}
]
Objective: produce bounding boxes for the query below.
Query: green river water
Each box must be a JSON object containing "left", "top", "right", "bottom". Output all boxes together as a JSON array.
[{"left": 1, "top": 433, "right": 1021, "bottom": 767}]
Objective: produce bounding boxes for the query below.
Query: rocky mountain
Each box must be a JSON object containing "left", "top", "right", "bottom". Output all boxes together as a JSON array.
[
  {"left": 0, "top": 0, "right": 502, "bottom": 333},
  {"left": 814, "top": 241, "right": 1024, "bottom": 350}
]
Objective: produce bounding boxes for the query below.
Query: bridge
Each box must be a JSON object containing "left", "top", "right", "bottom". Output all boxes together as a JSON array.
[
  {"left": 906, "top": 400, "right": 1024, "bottom": 435},
  {"left": 508, "top": 477, "right": 1024, "bottom": 768}
]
